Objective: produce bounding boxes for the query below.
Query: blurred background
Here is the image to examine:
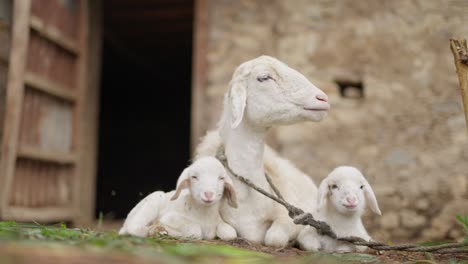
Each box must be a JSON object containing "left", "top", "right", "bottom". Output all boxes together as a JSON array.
[{"left": 0, "top": 0, "right": 467, "bottom": 243}]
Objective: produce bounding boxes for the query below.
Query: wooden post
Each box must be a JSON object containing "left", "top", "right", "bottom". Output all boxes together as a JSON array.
[
  {"left": 450, "top": 39, "right": 468, "bottom": 134},
  {"left": 191, "top": 0, "right": 208, "bottom": 156},
  {"left": 0, "top": 0, "right": 31, "bottom": 217},
  {"left": 75, "top": 0, "right": 102, "bottom": 226}
]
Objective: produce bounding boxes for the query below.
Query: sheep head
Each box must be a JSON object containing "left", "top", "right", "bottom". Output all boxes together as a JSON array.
[
  {"left": 227, "top": 55, "right": 330, "bottom": 129},
  {"left": 171, "top": 157, "right": 238, "bottom": 208},
  {"left": 317, "top": 166, "right": 381, "bottom": 216}
]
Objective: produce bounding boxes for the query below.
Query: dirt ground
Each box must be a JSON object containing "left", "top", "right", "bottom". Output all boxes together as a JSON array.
[
  {"left": 92, "top": 220, "right": 468, "bottom": 263},
  {"left": 0, "top": 220, "right": 466, "bottom": 264},
  {"left": 215, "top": 238, "right": 467, "bottom": 263},
  {"left": 1, "top": 237, "right": 466, "bottom": 264}
]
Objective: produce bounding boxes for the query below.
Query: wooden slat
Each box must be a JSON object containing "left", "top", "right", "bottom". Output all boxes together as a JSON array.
[
  {"left": 17, "top": 146, "right": 76, "bottom": 165},
  {"left": 76, "top": 0, "right": 101, "bottom": 225},
  {"left": 190, "top": 0, "right": 208, "bottom": 155},
  {"left": 3, "top": 206, "right": 75, "bottom": 222},
  {"left": 29, "top": 15, "right": 79, "bottom": 55},
  {"left": 0, "top": 0, "right": 32, "bottom": 217},
  {"left": 0, "top": 28, "right": 10, "bottom": 64},
  {"left": 24, "top": 72, "right": 77, "bottom": 102}
]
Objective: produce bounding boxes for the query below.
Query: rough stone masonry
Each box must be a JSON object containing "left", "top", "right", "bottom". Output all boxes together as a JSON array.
[{"left": 200, "top": 0, "right": 468, "bottom": 242}]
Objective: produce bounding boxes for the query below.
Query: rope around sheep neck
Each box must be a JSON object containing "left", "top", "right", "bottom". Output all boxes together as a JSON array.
[{"left": 215, "top": 147, "right": 468, "bottom": 254}]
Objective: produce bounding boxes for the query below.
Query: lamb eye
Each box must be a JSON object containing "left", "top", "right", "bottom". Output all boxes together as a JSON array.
[
  {"left": 219, "top": 176, "right": 225, "bottom": 180},
  {"left": 257, "top": 75, "right": 272, "bottom": 82},
  {"left": 360, "top": 185, "right": 364, "bottom": 189},
  {"left": 191, "top": 175, "right": 198, "bottom": 180},
  {"left": 331, "top": 184, "right": 338, "bottom": 189}
]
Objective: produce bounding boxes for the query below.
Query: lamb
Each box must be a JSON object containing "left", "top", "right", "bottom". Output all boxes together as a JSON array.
[
  {"left": 192, "top": 55, "right": 330, "bottom": 247},
  {"left": 296, "top": 166, "right": 382, "bottom": 252},
  {"left": 119, "top": 157, "right": 238, "bottom": 240}
]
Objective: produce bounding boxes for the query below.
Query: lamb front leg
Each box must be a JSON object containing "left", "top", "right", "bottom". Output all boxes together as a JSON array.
[
  {"left": 158, "top": 212, "right": 203, "bottom": 239},
  {"left": 216, "top": 222, "right": 237, "bottom": 241},
  {"left": 264, "top": 216, "right": 298, "bottom": 248}
]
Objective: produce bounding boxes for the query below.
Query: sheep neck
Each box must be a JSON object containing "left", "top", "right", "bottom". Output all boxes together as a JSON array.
[
  {"left": 185, "top": 196, "right": 221, "bottom": 220},
  {"left": 221, "top": 118, "right": 267, "bottom": 185},
  {"left": 321, "top": 203, "right": 367, "bottom": 237}
]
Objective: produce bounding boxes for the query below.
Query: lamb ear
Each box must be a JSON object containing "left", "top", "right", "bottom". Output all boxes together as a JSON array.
[
  {"left": 363, "top": 180, "right": 382, "bottom": 215},
  {"left": 317, "top": 178, "right": 330, "bottom": 210},
  {"left": 223, "top": 174, "right": 238, "bottom": 208},
  {"left": 229, "top": 80, "right": 247, "bottom": 129},
  {"left": 171, "top": 168, "right": 191, "bottom": 201}
]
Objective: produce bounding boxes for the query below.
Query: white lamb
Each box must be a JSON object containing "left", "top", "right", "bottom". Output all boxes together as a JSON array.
[
  {"left": 193, "top": 55, "right": 330, "bottom": 247},
  {"left": 119, "top": 157, "right": 238, "bottom": 240},
  {"left": 297, "top": 166, "right": 382, "bottom": 252}
]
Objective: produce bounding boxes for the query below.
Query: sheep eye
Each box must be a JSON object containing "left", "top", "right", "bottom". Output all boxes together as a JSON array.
[
  {"left": 191, "top": 175, "right": 198, "bottom": 180},
  {"left": 219, "top": 176, "right": 225, "bottom": 180},
  {"left": 257, "top": 75, "right": 272, "bottom": 82},
  {"left": 360, "top": 185, "right": 364, "bottom": 189},
  {"left": 331, "top": 184, "right": 338, "bottom": 189}
]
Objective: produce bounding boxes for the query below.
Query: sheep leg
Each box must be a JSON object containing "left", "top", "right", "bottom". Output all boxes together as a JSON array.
[
  {"left": 159, "top": 213, "right": 203, "bottom": 239},
  {"left": 296, "top": 226, "right": 321, "bottom": 251},
  {"left": 264, "top": 217, "right": 296, "bottom": 248},
  {"left": 234, "top": 218, "right": 268, "bottom": 243},
  {"left": 119, "top": 191, "right": 165, "bottom": 237},
  {"left": 216, "top": 222, "right": 237, "bottom": 241}
]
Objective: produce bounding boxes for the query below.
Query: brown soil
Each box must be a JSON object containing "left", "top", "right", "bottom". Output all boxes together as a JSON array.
[{"left": 1, "top": 237, "right": 466, "bottom": 264}]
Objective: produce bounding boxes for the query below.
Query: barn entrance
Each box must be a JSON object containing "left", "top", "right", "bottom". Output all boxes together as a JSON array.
[{"left": 96, "top": 0, "right": 194, "bottom": 218}]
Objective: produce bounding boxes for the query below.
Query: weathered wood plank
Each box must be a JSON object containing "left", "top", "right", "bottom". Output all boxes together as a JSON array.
[
  {"left": 0, "top": 0, "right": 32, "bottom": 217},
  {"left": 191, "top": 0, "right": 208, "bottom": 155},
  {"left": 17, "top": 146, "right": 76, "bottom": 164},
  {"left": 24, "top": 72, "right": 77, "bottom": 102},
  {"left": 29, "top": 15, "right": 79, "bottom": 55},
  {"left": 3, "top": 206, "right": 75, "bottom": 222},
  {"left": 73, "top": 0, "right": 93, "bottom": 225},
  {"left": 0, "top": 28, "right": 10, "bottom": 64},
  {"left": 450, "top": 39, "right": 468, "bottom": 134},
  {"left": 75, "top": 0, "right": 101, "bottom": 226}
]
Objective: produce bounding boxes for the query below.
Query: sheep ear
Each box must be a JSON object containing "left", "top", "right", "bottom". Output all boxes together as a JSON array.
[
  {"left": 363, "top": 181, "right": 381, "bottom": 215},
  {"left": 223, "top": 175, "right": 238, "bottom": 208},
  {"left": 171, "top": 168, "right": 191, "bottom": 201},
  {"left": 317, "top": 179, "right": 330, "bottom": 210},
  {"left": 229, "top": 81, "right": 247, "bottom": 129},
  {"left": 171, "top": 179, "right": 190, "bottom": 201},
  {"left": 223, "top": 182, "right": 238, "bottom": 208}
]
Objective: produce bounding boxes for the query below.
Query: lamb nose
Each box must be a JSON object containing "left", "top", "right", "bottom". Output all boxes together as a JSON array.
[
  {"left": 204, "top": 192, "right": 214, "bottom": 200},
  {"left": 346, "top": 197, "right": 356, "bottom": 204},
  {"left": 316, "top": 94, "right": 328, "bottom": 102}
]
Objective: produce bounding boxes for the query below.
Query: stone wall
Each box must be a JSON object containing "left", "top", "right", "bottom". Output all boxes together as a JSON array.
[{"left": 201, "top": 0, "right": 468, "bottom": 242}]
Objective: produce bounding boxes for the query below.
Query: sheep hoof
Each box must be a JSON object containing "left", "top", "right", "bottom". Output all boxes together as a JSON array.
[{"left": 148, "top": 225, "right": 168, "bottom": 237}]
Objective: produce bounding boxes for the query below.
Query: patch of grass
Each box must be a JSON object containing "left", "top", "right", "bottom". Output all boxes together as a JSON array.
[
  {"left": 0, "top": 221, "right": 277, "bottom": 263},
  {"left": 455, "top": 215, "right": 468, "bottom": 233}
]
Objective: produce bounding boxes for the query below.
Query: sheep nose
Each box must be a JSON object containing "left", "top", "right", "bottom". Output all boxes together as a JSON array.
[
  {"left": 346, "top": 197, "right": 356, "bottom": 205},
  {"left": 204, "top": 192, "right": 214, "bottom": 200},
  {"left": 316, "top": 94, "right": 328, "bottom": 102}
]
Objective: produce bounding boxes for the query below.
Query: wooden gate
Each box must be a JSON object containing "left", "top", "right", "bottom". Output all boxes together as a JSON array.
[{"left": 0, "top": 0, "right": 93, "bottom": 224}]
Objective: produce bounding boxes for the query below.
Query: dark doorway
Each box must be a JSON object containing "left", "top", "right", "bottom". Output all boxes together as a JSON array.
[{"left": 96, "top": 0, "right": 194, "bottom": 218}]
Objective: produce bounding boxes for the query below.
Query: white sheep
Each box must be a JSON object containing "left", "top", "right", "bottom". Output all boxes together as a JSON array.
[
  {"left": 193, "top": 55, "right": 330, "bottom": 247},
  {"left": 297, "top": 166, "right": 382, "bottom": 252},
  {"left": 119, "top": 157, "right": 238, "bottom": 240}
]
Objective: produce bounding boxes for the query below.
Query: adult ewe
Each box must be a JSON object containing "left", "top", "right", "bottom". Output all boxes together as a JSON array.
[{"left": 194, "top": 56, "right": 330, "bottom": 247}]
